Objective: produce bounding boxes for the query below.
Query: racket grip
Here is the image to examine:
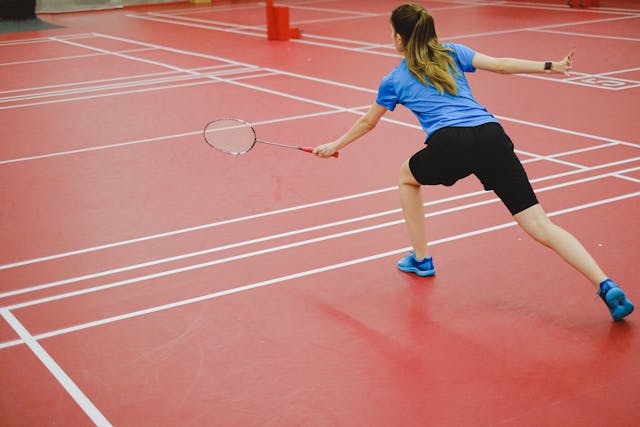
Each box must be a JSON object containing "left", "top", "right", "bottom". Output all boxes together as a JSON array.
[{"left": 300, "top": 147, "right": 339, "bottom": 158}]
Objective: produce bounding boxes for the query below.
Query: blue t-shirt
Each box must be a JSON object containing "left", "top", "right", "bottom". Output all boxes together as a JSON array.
[{"left": 376, "top": 43, "right": 498, "bottom": 137}]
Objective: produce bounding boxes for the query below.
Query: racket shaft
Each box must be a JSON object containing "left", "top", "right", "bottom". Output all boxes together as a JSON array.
[
  {"left": 258, "top": 140, "right": 338, "bottom": 158},
  {"left": 257, "top": 139, "right": 299, "bottom": 150}
]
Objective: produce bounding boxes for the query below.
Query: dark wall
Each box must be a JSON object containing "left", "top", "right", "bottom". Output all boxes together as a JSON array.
[{"left": 0, "top": 0, "right": 37, "bottom": 20}]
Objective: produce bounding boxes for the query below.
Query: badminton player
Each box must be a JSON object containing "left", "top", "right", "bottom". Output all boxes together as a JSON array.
[{"left": 313, "top": 3, "right": 633, "bottom": 321}]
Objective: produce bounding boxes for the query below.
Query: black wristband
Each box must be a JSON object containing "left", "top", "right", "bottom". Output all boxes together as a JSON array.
[{"left": 544, "top": 61, "right": 552, "bottom": 71}]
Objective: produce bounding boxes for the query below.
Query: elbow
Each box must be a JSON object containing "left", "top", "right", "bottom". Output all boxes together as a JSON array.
[
  {"left": 359, "top": 116, "right": 378, "bottom": 132},
  {"left": 363, "top": 120, "right": 376, "bottom": 132},
  {"left": 494, "top": 58, "right": 509, "bottom": 74}
]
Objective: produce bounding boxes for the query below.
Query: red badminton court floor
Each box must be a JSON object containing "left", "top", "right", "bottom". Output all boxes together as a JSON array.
[{"left": 1, "top": 1, "right": 639, "bottom": 426}]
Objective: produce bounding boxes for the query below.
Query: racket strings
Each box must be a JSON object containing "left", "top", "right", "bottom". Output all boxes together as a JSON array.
[{"left": 204, "top": 119, "right": 256, "bottom": 155}]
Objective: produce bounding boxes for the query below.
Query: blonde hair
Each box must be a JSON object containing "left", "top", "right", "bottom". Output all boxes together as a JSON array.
[{"left": 391, "top": 3, "right": 459, "bottom": 95}]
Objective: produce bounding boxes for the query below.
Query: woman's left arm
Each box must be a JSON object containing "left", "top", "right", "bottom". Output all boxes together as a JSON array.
[{"left": 472, "top": 48, "right": 574, "bottom": 76}]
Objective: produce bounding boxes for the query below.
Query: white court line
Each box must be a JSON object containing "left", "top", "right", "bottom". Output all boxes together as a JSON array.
[
  {"left": 2, "top": 165, "right": 637, "bottom": 304},
  {"left": 494, "top": 114, "right": 640, "bottom": 149},
  {"left": 1, "top": 190, "right": 637, "bottom": 352},
  {"left": 531, "top": 28, "right": 640, "bottom": 43},
  {"left": 0, "top": 309, "right": 112, "bottom": 426},
  {"left": 147, "top": 11, "right": 269, "bottom": 32},
  {"left": 0, "top": 47, "right": 155, "bottom": 68},
  {"left": 0, "top": 34, "right": 293, "bottom": 109},
  {"left": 286, "top": 4, "right": 376, "bottom": 16},
  {"left": 517, "top": 148, "right": 588, "bottom": 169},
  {"left": 0, "top": 107, "right": 364, "bottom": 165},
  {"left": 0, "top": 33, "right": 94, "bottom": 46},
  {"left": 0, "top": 64, "right": 237, "bottom": 96},
  {"left": 0, "top": 160, "right": 389, "bottom": 270},
  {"left": 0, "top": 68, "right": 256, "bottom": 103},
  {"left": 0, "top": 74, "right": 235, "bottom": 110},
  {"left": 2, "top": 48, "right": 379, "bottom": 109},
  {"left": 617, "top": 174, "right": 640, "bottom": 184},
  {"left": 583, "top": 66, "right": 640, "bottom": 78},
  {"left": 147, "top": 2, "right": 477, "bottom": 37},
  {"left": 4, "top": 31, "right": 387, "bottom": 109},
  {"left": 528, "top": 70, "right": 640, "bottom": 85},
  {"left": 514, "top": 72, "right": 640, "bottom": 91},
  {"left": 444, "top": 0, "right": 640, "bottom": 14},
  {"left": 125, "top": 13, "right": 400, "bottom": 57},
  {"left": 51, "top": 35, "right": 221, "bottom": 76},
  {"left": 91, "top": 32, "right": 254, "bottom": 68},
  {"left": 146, "top": 0, "right": 268, "bottom": 15},
  {"left": 446, "top": 14, "right": 640, "bottom": 41}
]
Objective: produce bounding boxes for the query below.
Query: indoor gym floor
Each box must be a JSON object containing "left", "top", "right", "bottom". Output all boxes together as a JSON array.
[{"left": 0, "top": 0, "right": 639, "bottom": 426}]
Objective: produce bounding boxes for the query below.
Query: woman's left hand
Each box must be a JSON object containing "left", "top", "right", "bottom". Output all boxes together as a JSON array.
[{"left": 555, "top": 48, "right": 575, "bottom": 76}]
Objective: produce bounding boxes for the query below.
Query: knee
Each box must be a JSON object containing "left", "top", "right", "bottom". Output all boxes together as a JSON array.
[
  {"left": 514, "top": 205, "right": 555, "bottom": 245},
  {"left": 528, "top": 217, "right": 554, "bottom": 244}
]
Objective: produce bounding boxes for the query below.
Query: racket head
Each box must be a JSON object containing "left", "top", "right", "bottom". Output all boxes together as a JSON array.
[{"left": 203, "top": 118, "right": 257, "bottom": 155}]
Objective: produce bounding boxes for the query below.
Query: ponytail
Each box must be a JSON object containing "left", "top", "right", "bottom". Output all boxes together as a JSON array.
[{"left": 391, "top": 3, "right": 459, "bottom": 95}]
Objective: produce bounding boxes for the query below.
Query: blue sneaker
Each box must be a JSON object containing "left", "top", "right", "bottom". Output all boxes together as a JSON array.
[
  {"left": 598, "top": 279, "right": 634, "bottom": 321},
  {"left": 397, "top": 252, "right": 435, "bottom": 277}
]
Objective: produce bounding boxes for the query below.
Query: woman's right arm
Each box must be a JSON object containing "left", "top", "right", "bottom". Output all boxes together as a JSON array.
[
  {"left": 313, "top": 103, "right": 388, "bottom": 158},
  {"left": 472, "top": 49, "right": 574, "bottom": 76}
]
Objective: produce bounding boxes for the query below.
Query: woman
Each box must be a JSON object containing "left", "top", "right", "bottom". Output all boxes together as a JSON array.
[{"left": 312, "top": 3, "right": 633, "bottom": 321}]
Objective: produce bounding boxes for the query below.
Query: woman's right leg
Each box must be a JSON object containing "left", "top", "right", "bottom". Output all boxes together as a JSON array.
[
  {"left": 514, "top": 204, "right": 634, "bottom": 320},
  {"left": 513, "top": 203, "right": 607, "bottom": 291}
]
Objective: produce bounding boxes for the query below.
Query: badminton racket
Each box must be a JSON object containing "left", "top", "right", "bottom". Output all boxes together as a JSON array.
[{"left": 203, "top": 118, "right": 338, "bottom": 158}]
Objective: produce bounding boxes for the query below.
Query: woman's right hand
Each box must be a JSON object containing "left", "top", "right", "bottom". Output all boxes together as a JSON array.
[{"left": 313, "top": 141, "right": 340, "bottom": 158}]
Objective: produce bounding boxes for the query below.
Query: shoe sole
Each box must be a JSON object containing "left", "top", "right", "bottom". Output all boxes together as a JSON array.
[
  {"left": 605, "top": 288, "right": 635, "bottom": 321},
  {"left": 398, "top": 266, "right": 435, "bottom": 277}
]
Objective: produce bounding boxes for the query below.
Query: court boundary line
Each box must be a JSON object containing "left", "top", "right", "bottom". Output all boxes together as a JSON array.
[
  {"left": 0, "top": 309, "right": 112, "bottom": 426},
  {"left": 1, "top": 190, "right": 637, "bottom": 351},
  {"left": 531, "top": 28, "right": 640, "bottom": 43}
]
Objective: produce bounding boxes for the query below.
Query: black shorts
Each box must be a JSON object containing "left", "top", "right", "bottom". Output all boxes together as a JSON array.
[{"left": 408, "top": 122, "right": 538, "bottom": 215}]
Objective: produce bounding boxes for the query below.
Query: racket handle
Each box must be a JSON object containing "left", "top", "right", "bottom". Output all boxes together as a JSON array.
[{"left": 300, "top": 147, "right": 339, "bottom": 158}]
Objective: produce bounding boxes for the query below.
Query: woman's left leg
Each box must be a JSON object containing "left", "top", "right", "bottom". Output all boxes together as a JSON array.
[{"left": 399, "top": 159, "right": 430, "bottom": 260}]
